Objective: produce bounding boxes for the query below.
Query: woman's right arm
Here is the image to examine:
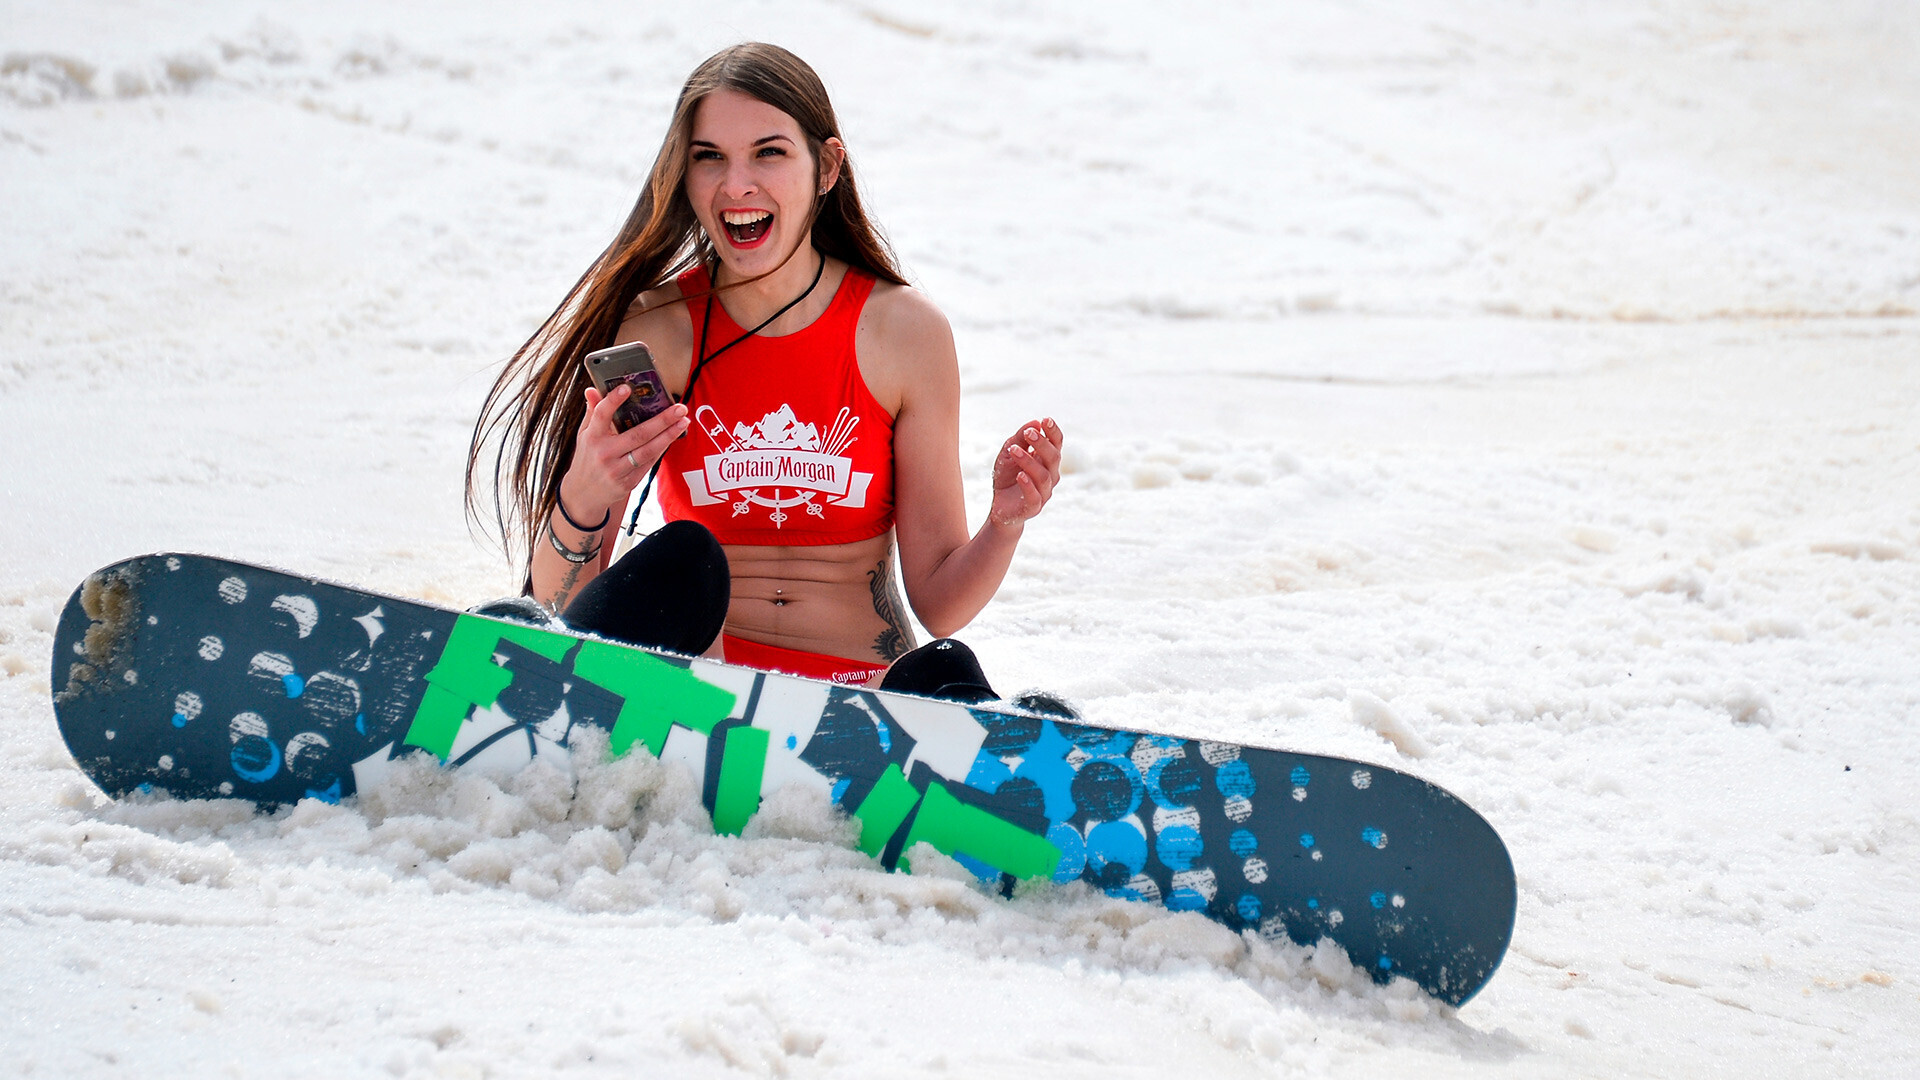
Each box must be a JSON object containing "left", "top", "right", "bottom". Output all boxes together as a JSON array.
[{"left": 528, "top": 385, "right": 690, "bottom": 611}]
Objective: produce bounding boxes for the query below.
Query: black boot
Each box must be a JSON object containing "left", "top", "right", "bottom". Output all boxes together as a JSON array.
[
  {"left": 879, "top": 638, "right": 997, "bottom": 703},
  {"left": 466, "top": 594, "right": 561, "bottom": 628},
  {"left": 1010, "top": 690, "right": 1080, "bottom": 720}
]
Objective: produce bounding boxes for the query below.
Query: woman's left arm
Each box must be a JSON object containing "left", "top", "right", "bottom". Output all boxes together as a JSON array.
[{"left": 877, "top": 289, "right": 1063, "bottom": 638}]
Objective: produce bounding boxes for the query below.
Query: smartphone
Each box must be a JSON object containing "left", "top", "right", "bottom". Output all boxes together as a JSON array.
[{"left": 584, "top": 341, "right": 673, "bottom": 432}]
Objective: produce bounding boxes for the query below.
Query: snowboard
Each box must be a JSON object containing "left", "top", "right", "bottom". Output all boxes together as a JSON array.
[{"left": 50, "top": 553, "right": 1516, "bottom": 1005}]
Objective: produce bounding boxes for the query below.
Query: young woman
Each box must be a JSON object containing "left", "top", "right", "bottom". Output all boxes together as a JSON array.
[{"left": 467, "top": 43, "right": 1062, "bottom": 701}]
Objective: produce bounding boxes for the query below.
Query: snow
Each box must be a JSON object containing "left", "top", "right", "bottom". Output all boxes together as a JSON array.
[{"left": 4, "top": 0, "right": 1919, "bottom": 1075}]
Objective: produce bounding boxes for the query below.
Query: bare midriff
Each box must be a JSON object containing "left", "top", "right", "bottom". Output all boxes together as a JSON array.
[{"left": 721, "top": 530, "right": 916, "bottom": 668}]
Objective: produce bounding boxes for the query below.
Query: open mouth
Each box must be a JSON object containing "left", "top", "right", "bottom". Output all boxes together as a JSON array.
[{"left": 722, "top": 209, "right": 773, "bottom": 246}]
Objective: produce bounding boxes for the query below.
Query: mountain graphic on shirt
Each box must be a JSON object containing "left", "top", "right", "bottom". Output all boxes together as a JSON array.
[{"left": 732, "top": 405, "right": 820, "bottom": 451}]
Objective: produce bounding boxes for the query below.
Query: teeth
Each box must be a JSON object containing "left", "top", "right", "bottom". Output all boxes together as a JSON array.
[{"left": 723, "top": 210, "right": 772, "bottom": 225}]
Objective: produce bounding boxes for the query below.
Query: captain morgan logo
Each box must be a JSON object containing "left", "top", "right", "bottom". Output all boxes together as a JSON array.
[{"left": 681, "top": 403, "right": 872, "bottom": 527}]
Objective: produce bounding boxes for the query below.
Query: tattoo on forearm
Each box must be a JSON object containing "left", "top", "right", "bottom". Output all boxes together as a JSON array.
[
  {"left": 547, "top": 534, "right": 597, "bottom": 613},
  {"left": 867, "top": 555, "right": 916, "bottom": 661},
  {"left": 550, "top": 559, "right": 585, "bottom": 613}
]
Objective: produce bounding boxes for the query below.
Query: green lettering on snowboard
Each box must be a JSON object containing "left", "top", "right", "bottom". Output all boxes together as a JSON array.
[
  {"left": 901, "top": 780, "right": 1062, "bottom": 881},
  {"left": 404, "top": 617, "right": 577, "bottom": 758},
  {"left": 712, "top": 725, "right": 770, "bottom": 836},
  {"left": 571, "top": 638, "right": 734, "bottom": 758},
  {"left": 403, "top": 614, "right": 735, "bottom": 761},
  {"left": 851, "top": 763, "right": 920, "bottom": 857}
]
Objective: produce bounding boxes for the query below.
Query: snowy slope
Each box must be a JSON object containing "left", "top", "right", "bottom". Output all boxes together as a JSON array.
[{"left": 3, "top": 1, "right": 1918, "bottom": 1076}]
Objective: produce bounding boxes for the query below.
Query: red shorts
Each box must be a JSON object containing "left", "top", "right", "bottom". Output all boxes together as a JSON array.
[{"left": 721, "top": 633, "right": 889, "bottom": 686}]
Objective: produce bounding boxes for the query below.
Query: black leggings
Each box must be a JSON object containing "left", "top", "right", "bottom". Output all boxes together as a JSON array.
[
  {"left": 562, "top": 520, "right": 731, "bottom": 656},
  {"left": 563, "top": 522, "right": 1004, "bottom": 706}
]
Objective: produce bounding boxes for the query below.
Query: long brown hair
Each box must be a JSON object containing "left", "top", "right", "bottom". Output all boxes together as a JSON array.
[{"left": 467, "top": 42, "right": 909, "bottom": 572}]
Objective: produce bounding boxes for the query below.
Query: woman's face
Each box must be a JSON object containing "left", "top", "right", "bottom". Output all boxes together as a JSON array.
[{"left": 685, "top": 88, "right": 840, "bottom": 280}]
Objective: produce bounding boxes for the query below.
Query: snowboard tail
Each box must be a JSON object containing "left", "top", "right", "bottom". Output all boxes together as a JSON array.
[{"left": 52, "top": 553, "right": 1516, "bottom": 1005}]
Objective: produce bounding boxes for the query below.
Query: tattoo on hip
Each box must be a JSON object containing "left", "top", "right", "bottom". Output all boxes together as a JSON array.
[{"left": 867, "top": 555, "right": 915, "bottom": 661}]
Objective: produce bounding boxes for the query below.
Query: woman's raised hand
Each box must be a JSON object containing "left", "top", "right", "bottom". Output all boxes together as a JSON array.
[
  {"left": 988, "top": 417, "right": 1064, "bottom": 529},
  {"left": 560, "top": 384, "right": 692, "bottom": 521}
]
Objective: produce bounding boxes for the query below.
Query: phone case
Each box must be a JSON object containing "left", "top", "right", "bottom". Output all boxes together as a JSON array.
[{"left": 586, "top": 342, "right": 673, "bottom": 432}]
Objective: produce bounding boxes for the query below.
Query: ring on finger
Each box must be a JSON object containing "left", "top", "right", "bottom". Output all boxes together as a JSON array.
[{"left": 625, "top": 451, "right": 638, "bottom": 470}]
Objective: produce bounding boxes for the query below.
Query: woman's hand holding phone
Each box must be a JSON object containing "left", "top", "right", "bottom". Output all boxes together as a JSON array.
[{"left": 560, "top": 383, "right": 692, "bottom": 525}]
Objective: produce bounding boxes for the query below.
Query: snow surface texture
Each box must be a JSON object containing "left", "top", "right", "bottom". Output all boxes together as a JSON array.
[{"left": 3, "top": 1, "right": 1918, "bottom": 1075}]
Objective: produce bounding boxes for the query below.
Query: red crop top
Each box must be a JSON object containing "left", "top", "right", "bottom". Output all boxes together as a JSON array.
[{"left": 658, "top": 264, "right": 896, "bottom": 546}]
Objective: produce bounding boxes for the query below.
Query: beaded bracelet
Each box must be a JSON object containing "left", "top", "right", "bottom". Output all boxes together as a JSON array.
[{"left": 547, "top": 521, "right": 601, "bottom": 565}]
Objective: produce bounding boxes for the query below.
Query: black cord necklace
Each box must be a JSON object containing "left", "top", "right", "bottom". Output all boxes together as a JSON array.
[{"left": 623, "top": 250, "right": 828, "bottom": 536}]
